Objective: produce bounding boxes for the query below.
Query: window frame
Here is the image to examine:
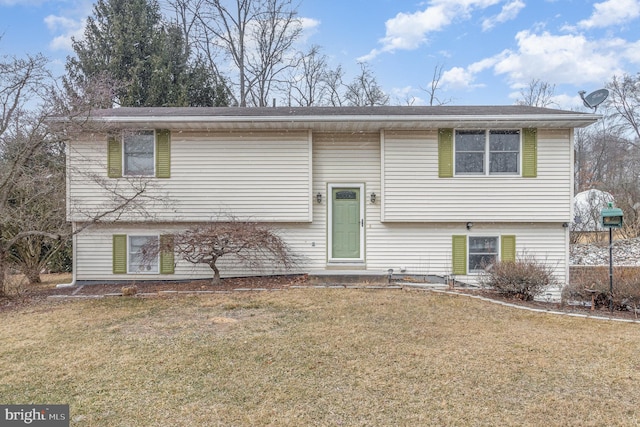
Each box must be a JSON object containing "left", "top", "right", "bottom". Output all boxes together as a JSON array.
[
  {"left": 123, "top": 130, "right": 156, "bottom": 177},
  {"left": 467, "top": 235, "right": 499, "bottom": 274},
  {"left": 127, "top": 235, "right": 160, "bottom": 274},
  {"left": 454, "top": 129, "right": 521, "bottom": 176}
]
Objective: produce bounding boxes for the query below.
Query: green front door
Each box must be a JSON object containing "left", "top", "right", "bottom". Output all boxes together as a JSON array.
[{"left": 332, "top": 188, "right": 361, "bottom": 259}]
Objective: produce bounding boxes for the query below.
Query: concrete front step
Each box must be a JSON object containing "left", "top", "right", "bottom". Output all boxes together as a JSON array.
[
  {"left": 308, "top": 270, "right": 390, "bottom": 285},
  {"left": 307, "top": 271, "right": 459, "bottom": 288}
]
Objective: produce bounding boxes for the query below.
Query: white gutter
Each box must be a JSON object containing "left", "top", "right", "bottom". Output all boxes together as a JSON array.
[{"left": 87, "top": 113, "right": 601, "bottom": 125}]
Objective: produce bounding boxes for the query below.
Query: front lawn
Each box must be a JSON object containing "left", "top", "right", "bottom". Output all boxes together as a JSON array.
[{"left": 1, "top": 289, "right": 639, "bottom": 426}]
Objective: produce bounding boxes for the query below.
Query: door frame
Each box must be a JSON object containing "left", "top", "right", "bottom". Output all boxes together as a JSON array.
[{"left": 327, "top": 183, "right": 365, "bottom": 263}]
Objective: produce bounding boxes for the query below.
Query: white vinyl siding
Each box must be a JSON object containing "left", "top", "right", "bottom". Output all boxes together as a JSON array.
[
  {"left": 382, "top": 129, "right": 572, "bottom": 222},
  {"left": 75, "top": 221, "right": 567, "bottom": 300},
  {"left": 76, "top": 222, "right": 321, "bottom": 281},
  {"left": 70, "top": 125, "right": 572, "bottom": 300},
  {"left": 313, "top": 133, "right": 381, "bottom": 264},
  {"left": 68, "top": 131, "right": 312, "bottom": 222},
  {"left": 73, "top": 132, "right": 382, "bottom": 281},
  {"left": 364, "top": 222, "right": 567, "bottom": 298}
]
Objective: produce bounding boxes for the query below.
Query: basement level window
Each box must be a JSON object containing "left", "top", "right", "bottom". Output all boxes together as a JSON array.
[
  {"left": 468, "top": 236, "right": 498, "bottom": 272},
  {"left": 129, "top": 235, "right": 159, "bottom": 274}
]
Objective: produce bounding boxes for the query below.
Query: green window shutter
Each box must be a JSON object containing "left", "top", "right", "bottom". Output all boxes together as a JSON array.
[
  {"left": 107, "top": 135, "right": 122, "bottom": 178},
  {"left": 501, "top": 235, "right": 516, "bottom": 263},
  {"left": 438, "top": 128, "right": 454, "bottom": 178},
  {"left": 113, "top": 234, "right": 127, "bottom": 274},
  {"left": 451, "top": 235, "right": 467, "bottom": 275},
  {"left": 522, "top": 128, "right": 537, "bottom": 178},
  {"left": 159, "top": 234, "right": 175, "bottom": 274},
  {"left": 156, "top": 129, "right": 171, "bottom": 178}
]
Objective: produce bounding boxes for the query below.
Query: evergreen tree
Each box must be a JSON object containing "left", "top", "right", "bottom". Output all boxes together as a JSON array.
[{"left": 66, "top": 0, "right": 228, "bottom": 107}]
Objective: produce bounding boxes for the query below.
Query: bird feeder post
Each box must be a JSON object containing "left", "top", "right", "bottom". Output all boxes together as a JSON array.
[{"left": 600, "top": 202, "right": 623, "bottom": 313}]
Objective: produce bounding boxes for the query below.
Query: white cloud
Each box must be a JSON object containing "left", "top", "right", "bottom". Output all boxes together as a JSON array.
[
  {"left": 390, "top": 85, "right": 427, "bottom": 105},
  {"left": 493, "top": 31, "right": 626, "bottom": 85},
  {"left": 297, "top": 17, "right": 321, "bottom": 44},
  {"left": 300, "top": 17, "right": 320, "bottom": 32},
  {"left": 578, "top": 0, "right": 640, "bottom": 29},
  {"left": 623, "top": 40, "right": 640, "bottom": 63},
  {"left": 39, "top": 0, "right": 94, "bottom": 52},
  {"left": 44, "top": 14, "right": 85, "bottom": 51},
  {"left": 359, "top": 0, "right": 503, "bottom": 61},
  {"left": 441, "top": 66, "right": 484, "bottom": 89},
  {"left": 482, "top": 0, "right": 525, "bottom": 31},
  {"left": 447, "top": 30, "right": 636, "bottom": 94}
]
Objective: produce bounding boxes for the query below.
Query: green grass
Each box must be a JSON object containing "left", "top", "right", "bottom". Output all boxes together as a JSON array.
[{"left": 1, "top": 289, "right": 640, "bottom": 426}]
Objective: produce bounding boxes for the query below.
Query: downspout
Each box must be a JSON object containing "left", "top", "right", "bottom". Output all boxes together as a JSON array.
[{"left": 56, "top": 222, "right": 77, "bottom": 288}]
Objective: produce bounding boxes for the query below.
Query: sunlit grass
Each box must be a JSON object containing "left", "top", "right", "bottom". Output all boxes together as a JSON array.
[{"left": 1, "top": 289, "right": 639, "bottom": 426}]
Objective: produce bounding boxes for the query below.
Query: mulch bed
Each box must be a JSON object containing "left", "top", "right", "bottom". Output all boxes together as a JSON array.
[
  {"left": 452, "top": 287, "right": 640, "bottom": 322},
  {"left": 0, "top": 275, "right": 310, "bottom": 311},
  {"left": 65, "top": 274, "right": 310, "bottom": 295}
]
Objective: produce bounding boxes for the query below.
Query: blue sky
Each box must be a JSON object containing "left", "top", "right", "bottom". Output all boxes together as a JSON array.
[{"left": 1, "top": 0, "right": 639, "bottom": 108}]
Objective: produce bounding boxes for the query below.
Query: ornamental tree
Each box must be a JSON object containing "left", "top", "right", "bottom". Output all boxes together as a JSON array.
[{"left": 161, "top": 218, "right": 298, "bottom": 284}]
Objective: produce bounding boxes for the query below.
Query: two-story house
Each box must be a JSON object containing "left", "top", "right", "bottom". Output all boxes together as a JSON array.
[{"left": 64, "top": 106, "right": 598, "bottom": 294}]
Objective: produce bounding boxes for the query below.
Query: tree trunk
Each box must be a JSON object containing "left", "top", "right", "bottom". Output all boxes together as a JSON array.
[
  {"left": 0, "top": 249, "right": 6, "bottom": 297},
  {"left": 24, "top": 267, "right": 42, "bottom": 285},
  {"left": 210, "top": 261, "right": 221, "bottom": 285}
]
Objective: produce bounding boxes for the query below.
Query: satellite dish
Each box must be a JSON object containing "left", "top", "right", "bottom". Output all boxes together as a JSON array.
[{"left": 579, "top": 88, "right": 609, "bottom": 111}]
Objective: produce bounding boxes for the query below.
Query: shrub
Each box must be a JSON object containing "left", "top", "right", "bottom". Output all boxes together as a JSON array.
[
  {"left": 0, "top": 274, "right": 28, "bottom": 301},
  {"left": 478, "top": 254, "right": 557, "bottom": 301},
  {"left": 564, "top": 266, "right": 640, "bottom": 312}
]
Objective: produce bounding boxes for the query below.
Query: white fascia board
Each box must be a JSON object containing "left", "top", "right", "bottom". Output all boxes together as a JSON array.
[{"left": 88, "top": 113, "right": 601, "bottom": 129}]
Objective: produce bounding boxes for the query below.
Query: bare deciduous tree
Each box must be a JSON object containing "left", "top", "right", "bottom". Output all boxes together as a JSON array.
[
  {"left": 606, "top": 73, "right": 640, "bottom": 145},
  {"left": 516, "top": 78, "right": 556, "bottom": 107},
  {"left": 284, "top": 45, "right": 329, "bottom": 107},
  {"left": 164, "top": 0, "right": 202, "bottom": 53},
  {"left": 322, "top": 64, "right": 346, "bottom": 107},
  {"left": 0, "top": 53, "right": 61, "bottom": 293},
  {"left": 192, "top": 0, "right": 302, "bottom": 106},
  {"left": 572, "top": 103, "right": 640, "bottom": 239},
  {"left": 422, "top": 64, "right": 452, "bottom": 106},
  {"left": 345, "top": 62, "right": 389, "bottom": 107},
  {"left": 3, "top": 122, "right": 67, "bottom": 284},
  {"left": 152, "top": 217, "right": 297, "bottom": 284},
  {"left": 0, "top": 50, "right": 169, "bottom": 296}
]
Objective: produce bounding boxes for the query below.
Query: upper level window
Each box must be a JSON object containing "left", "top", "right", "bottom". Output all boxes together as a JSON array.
[
  {"left": 124, "top": 130, "right": 155, "bottom": 176},
  {"left": 455, "top": 130, "right": 520, "bottom": 175}
]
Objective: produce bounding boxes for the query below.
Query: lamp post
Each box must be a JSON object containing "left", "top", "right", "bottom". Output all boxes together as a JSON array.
[{"left": 600, "top": 202, "right": 623, "bottom": 313}]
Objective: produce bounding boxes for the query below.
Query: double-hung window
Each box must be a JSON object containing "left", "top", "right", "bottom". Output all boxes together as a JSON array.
[
  {"left": 128, "top": 235, "right": 159, "bottom": 274},
  {"left": 455, "top": 130, "right": 520, "bottom": 175},
  {"left": 123, "top": 130, "right": 155, "bottom": 176},
  {"left": 452, "top": 234, "right": 516, "bottom": 275},
  {"left": 108, "top": 129, "right": 170, "bottom": 179},
  {"left": 468, "top": 236, "right": 498, "bottom": 272}
]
